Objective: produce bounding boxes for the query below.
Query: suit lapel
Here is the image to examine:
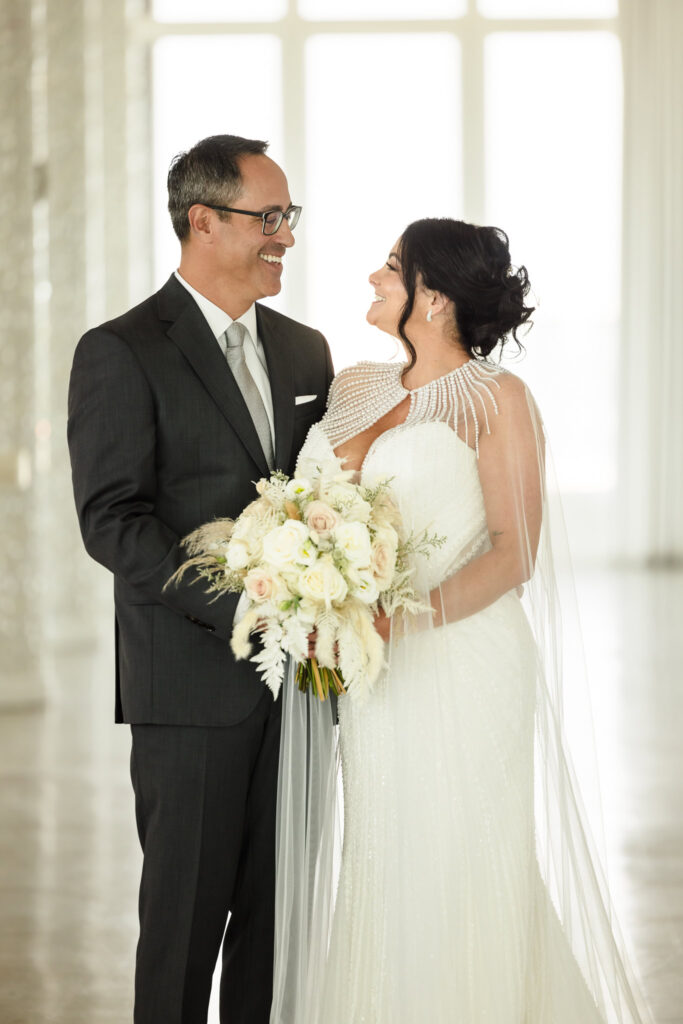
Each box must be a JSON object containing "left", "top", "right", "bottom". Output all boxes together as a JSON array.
[
  {"left": 256, "top": 304, "right": 295, "bottom": 473},
  {"left": 158, "top": 276, "right": 270, "bottom": 477}
]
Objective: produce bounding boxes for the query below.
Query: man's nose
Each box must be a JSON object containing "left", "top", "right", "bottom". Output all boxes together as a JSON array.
[{"left": 275, "top": 218, "right": 295, "bottom": 247}]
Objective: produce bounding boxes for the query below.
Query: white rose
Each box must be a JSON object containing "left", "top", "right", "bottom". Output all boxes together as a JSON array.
[
  {"left": 230, "top": 517, "right": 265, "bottom": 562},
  {"left": 248, "top": 537, "right": 264, "bottom": 562},
  {"left": 262, "top": 519, "right": 309, "bottom": 568},
  {"left": 322, "top": 480, "right": 358, "bottom": 508},
  {"left": 232, "top": 514, "right": 255, "bottom": 541},
  {"left": 322, "top": 479, "right": 372, "bottom": 523},
  {"left": 299, "top": 557, "right": 348, "bottom": 608},
  {"left": 333, "top": 521, "right": 372, "bottom": 568},
  {"left": 371, "top": 527, "right": 399, "bottom": 590},
  {"left": 344, "top": 496, "right": 372, "bottom": 524},
  {"left": 295, "top": 597, "right": 318, "bottom": 624},
  {"left": 354, "top": 568, "right": 380, "bottom": 605},
  {"left": 305, "top": 500, "right": 341, "bottom": 542},
  {"left": 244, "top": 567, "right": 279, "bottom": 603},
  {"left": 226, "top": 539, "right": 250, "bottom": 571},
  {"left": 284, "top": 477, "right": 313, "bottom": 501}
]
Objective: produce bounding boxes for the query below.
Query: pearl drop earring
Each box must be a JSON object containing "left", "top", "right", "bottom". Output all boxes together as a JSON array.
[{"left": 426, "top": 309, "right": 433, "bottom": 323}]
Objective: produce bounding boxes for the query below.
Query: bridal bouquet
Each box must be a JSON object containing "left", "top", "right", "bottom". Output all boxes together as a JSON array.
[{"left": 168, "top": 463, "right": 442, "bottom": 702}]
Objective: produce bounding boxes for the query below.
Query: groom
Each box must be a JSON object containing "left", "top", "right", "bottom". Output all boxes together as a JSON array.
[{"left": 68, "top": 135, "right": 333, "bottom": 1023}]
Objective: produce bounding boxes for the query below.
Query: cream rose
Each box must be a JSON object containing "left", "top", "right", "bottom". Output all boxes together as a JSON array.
[
  {"left": 226, "top": 539, "right": 250, "bottom": 571},
  {"left": 244, "top": 567, "right": 278, "bottom": 603},
  {"left": 333, "top": 521, "right": 373, "bottom": 568},
  {"left": 322, "top": 479, "right": 372, "bottom": 523},
  {"left": 305, "top": 500, "right": 341, "bottom": 541},
  {"left": 299, "top": 556, "right": 348, "bottom": 608},
  {"left": 295, "top": 597, "right": 318, "bottom": 625},
  {"left": 371, "top": 527, "right": 399, "bottom": 590},
  {"left": 232, "top": 514, "right": 255, "bottom": 541},
  {"left": 345, "top": 497, "right": 372, "bottom": 524},
  {"left": 262, "top": 519, "right": 308, "bottom": 568},
  {"left": 321, "top": 479, "right": 358, "bottom": 507},
  {"left": 230, "top": 515, "right": 264, "bottom": 561}
]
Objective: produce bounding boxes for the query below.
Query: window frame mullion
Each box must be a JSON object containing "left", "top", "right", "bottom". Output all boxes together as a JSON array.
[{"left": 281, "top": 0, "right": 308, "bottom": 321}]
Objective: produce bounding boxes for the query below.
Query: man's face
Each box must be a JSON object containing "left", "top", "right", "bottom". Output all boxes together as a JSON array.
[{"left": 207, "top": 154, "right": 296, "bottom": 306}]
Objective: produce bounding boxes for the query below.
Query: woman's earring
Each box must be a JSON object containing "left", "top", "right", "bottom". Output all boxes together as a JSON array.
[{"left": 426, "top": 309, "right": 433, "bottom": 323}]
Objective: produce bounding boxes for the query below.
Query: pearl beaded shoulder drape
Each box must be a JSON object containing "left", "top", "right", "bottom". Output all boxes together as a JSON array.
[{"left": 270, "top": 361, "right": 651, "bottom": 1024}]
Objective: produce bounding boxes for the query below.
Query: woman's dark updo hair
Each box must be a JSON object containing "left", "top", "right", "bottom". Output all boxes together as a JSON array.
[{"left": 397, "top": 218, "right": 534, "bottom": 366}]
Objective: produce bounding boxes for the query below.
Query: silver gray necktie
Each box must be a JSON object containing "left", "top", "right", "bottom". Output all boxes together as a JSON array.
[{"left": 224, "top": 321, "right": 274, "bottom": 469}]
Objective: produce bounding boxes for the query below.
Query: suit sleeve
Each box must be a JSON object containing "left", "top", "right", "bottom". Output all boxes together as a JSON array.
[
  {"left": 320, "top": 330, "right": 335, "bottom": 393},
  {"left": 67, "top": 327, "right": 237, "bottom": 641}
]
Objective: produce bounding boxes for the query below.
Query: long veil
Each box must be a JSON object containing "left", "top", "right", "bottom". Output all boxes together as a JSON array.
[{"left": 269, "top": 360, "right": 651, "bottom": 1024}]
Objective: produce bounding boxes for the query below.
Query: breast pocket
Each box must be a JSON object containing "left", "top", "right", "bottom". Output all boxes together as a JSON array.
[{"left": 292, "top": 403, "right": 323, "bottom": 458}]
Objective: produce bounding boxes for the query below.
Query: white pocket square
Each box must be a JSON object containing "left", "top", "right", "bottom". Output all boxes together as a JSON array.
[{"left": 295, "top": 394, "right": 317, "bottom": 405}]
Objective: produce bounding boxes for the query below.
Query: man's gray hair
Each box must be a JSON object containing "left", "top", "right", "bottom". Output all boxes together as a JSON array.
[{"left": 167, "top": 134, "right": 269, "bottom": 242}]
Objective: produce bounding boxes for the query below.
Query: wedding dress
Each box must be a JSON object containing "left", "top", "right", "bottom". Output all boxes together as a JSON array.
[{"left": 270, "top": 360, "right": 650, "bottom": 1024}]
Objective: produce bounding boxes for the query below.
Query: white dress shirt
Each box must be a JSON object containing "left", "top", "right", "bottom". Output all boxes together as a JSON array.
[
  {"left": 174, "top": 272, "right": 274, "bottom": 626},
  {"left": 173, "top": 271, "right": 275, "bottom": 445}
]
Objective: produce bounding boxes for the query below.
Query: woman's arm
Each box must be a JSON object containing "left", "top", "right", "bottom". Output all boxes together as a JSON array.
[
  {"left": 431, "top": 376, "right": 544, "bottom": 625},
  {"left": 374, "top": 375, "right": 544, "bottom": 640}
]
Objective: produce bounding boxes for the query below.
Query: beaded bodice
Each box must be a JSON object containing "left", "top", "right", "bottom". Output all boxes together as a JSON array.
[
  {"left": 297, "top": 360, "right": 507, "bottom": 590},
  {"left": 318, "top": 359, "right": 504, "bottom": 457}
]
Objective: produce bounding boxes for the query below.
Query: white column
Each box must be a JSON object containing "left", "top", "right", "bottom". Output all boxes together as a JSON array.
[
  {"left": 0, "top": 0, "right": 151, "bottom": 702},
  {"left": 125, "top": 0, "right": 154, "bottom": 307},
  {"left": 619, "top": 0, "right": 683, "bottom": 564},
  {"left": 0, "top": 1, "right": 42, "bottom": 707},
  {"left": 37, "top": 0, "right": 147, "bottom": 649},
  {"left": 39, "top": 0, "right": 108, "bottom": 648}
]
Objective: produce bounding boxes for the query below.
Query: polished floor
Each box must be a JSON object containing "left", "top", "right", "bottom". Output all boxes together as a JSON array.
[{"left": 0, "top": 569, "right": 681, "bottom": 1024}]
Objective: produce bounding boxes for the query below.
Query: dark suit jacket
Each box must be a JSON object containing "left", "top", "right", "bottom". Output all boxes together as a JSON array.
[{"left": 68, "top": 274, "right": 333, "bottom": 727}]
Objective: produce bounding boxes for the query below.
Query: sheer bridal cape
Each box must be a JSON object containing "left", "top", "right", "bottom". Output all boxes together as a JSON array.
[{"left": 269, "top": 359, "right": 651, "bottom": 1024}]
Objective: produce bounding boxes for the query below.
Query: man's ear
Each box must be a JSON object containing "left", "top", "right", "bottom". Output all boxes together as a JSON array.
[{"left": 187, "top": 204, "right": 216, "bottom": 243}]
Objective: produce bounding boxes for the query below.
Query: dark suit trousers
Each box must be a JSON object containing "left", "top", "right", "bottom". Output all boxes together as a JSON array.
[{"left": 130, "top": 688, "right": 281, "bottom": 1024}]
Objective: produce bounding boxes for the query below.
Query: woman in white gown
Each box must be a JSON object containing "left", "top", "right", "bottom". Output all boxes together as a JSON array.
[{"left": 270, "top": 219, "right": 650, "bottom": 1024}]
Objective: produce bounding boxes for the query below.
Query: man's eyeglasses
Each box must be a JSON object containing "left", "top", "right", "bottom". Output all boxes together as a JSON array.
[{"left": 195, "top": 202, "right": 302, "bottom": 236}]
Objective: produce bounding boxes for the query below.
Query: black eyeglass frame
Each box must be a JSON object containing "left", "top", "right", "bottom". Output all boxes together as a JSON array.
[{"left": 194, "top": 202, "right": 302, "bottom": 235}]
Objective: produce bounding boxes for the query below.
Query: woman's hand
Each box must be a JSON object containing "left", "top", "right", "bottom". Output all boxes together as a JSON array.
[
  {"left": 306, "top": 629, "right": 340, "bottom": 662},
  {"left": 373, "top": 607, "right": 392, "bottom": 643}
]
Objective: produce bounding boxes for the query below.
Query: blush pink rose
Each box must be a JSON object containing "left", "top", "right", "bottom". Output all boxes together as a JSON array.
[
  {"left": 371, "top": 528, "right": 399, "bottom": 590},
  {"left": 305, "top": 501, "right": 340, "bottom": 541},
  {"left": 244, "top": 567, "right": 278, "bottom": 603}
]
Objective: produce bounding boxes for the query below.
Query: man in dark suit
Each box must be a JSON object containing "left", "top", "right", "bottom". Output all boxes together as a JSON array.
[{"left": 67, "top": 135, "right": 334, "bottom": 1023}]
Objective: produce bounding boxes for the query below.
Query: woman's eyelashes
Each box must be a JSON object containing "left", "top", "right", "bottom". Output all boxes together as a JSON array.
[{"left": 385, "top": 261, "right": 398, "bottom": 272}]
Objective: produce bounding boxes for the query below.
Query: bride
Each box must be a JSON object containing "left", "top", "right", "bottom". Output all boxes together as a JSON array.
[{"left": 270, "top": 218, "right": 650, "bottom": 1023}]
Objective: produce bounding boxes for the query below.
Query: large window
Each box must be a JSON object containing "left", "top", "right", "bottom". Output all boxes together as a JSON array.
[{"left": 145, "top": 0, "right": 621, "bottom": 538}]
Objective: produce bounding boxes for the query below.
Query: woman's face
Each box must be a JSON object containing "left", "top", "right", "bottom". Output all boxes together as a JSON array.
[{"left": 366, "top": 239, "right": 408, "bottom": 337}]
